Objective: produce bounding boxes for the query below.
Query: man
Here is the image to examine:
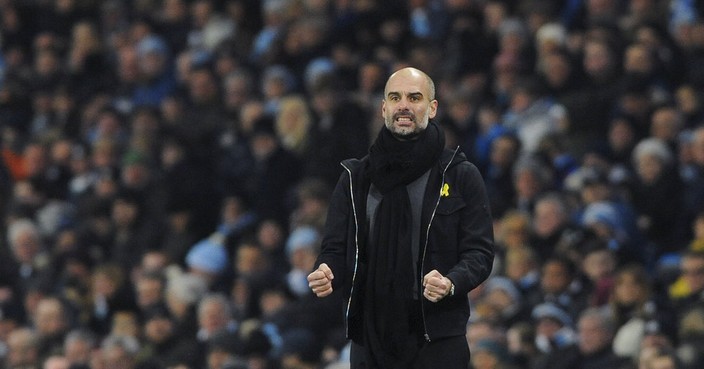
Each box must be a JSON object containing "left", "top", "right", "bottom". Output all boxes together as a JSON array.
[
  {"left": 4, "top": 328, "right": 40, "bottom": 369},
  {"left": 670, "top": 250, "right": 704, "bottom": 318},
  {"left": 533, "top": 308, "right": 630, "bottom": 369},
  {"left": 33, "top": 297, "right": 71, "bottom": 364},
  {"left": 307, "top": 67, "right": 495, "bottom": 368}
]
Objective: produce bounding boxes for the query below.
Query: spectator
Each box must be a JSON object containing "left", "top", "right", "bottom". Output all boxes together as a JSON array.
[
  {"left": 285, "top": 226, "right": 322, "bottom": 298},
  {"left": 275, "top": 94, "right": 313, "bottom": 157},
  {"left": 87, "top": 263, "right": 136, "bottom": 337},
  {"left": 246, "top": 115, "right": 303, "bottom": 224},
  {"left": 681, "top": 127, "right": 704, "bottom": 241},
  {"left": 506, "top": 321, "right": 538, "bottom": 368},
  {"left": 529, "top": 192, "right": 576, "bottom": 262},
  {"left": 132, "top": 34, "right": 177, "bottom": 109},
  {"left": 164, "top": 269, "right": 208, "bottom": 339},
  {"left": 62, "top": 329, "right": 96, "bottom": 368},
  {"left": 531, "top": 302, "right": 577, "bottom": 355},
  {"left": 255, "top": 218, "right": 289, "bottom": 279},
  {"left": 196, "top": 293, "right": 238, "bottom": 346},
  {"left": 33, "top": 296, "right": 71, "bottom": 364},
  {"left": 629, "top": 137, "right": 684, "bottom": 255},
  {"left": 203, "top": 329, "right": 244, "bottom": 369},
  {"left": 279, "top": 328, "right": 324, "bottom": 369},
  {"left": 676, "top": 304, "right": 704, "bottom": 369},
  {"left": 4, "top": 328, "right": 40, "bottom": 369},
  {"left": 97, "top": 334, "right": 141, "bottom": 369},
  {"left": 304, "top": 74, "right": 371, "bottom": 188},
  {"left": 537, "top": 256, "right": 589, "bottom": 321},
  {"left": 3, "top": 218, "right": 50, "bottom": 301},
  {"left": 466, "top": 319, "right": 506, "bottom": 355},
  {"left": 137, "top": 304, "right": 200, "bottom": 369},
  {"left": 669, "top": 251, "right": 704, "bottom": 319},
  {"left": 494, "top": 210, "right": 531, "bottom": 252},
  {"left": 471, "top": 338, "right": 518, "bottom": 369},
  {"left": 185, "top": 233, "right": 230, "bottom": 290},
  {"left": 0, "top": 301, "right": 24, "bottom": 351},
  {"left": 133, "top": 271, "right": 166, "bottom": 318},
  {"left": 504, "top": 246, "right": 541, "bottom": 304},
  {"left": 42, "top": 355, "right": 69, "bottom": 369},
  {"left": 563, "top": 36, "right": 622, "bottom": 156},
  {"left": 533, "top": 307, "right": 630, "bottom": 369},
  {"left": 477, "top": 276, "right": 527, "bottom": 328},
  {"left": 485, "top": 134, "right": 522, "bottom": 218},
  {"left": 609, "top": 264, "right": 673, "bottom": 360},
  {"left": 502, "top": 77, "right": 567, "bottom": 154},
  {"left": 512, "top": 155, "right": 553, "bottom": 214}
]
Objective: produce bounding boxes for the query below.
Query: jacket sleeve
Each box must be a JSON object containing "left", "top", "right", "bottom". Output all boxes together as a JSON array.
[
  {"left": 314, "top": 169, "right": 354, "bottom": 292},
  {"left": 446, "top": 162, "right": 495, "bottom": 295}
]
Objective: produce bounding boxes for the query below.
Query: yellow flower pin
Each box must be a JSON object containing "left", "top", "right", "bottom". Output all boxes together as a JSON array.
[{"left": 441, "top": 183, "right": 450, "bottom": 197}]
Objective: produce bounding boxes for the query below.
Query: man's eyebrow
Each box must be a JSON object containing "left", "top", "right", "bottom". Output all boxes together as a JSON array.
[{"left": 386, "top": 91, "right": 424, "bottom": 98}]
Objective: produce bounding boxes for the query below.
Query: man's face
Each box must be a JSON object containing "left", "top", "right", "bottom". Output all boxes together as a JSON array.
[
  {"left": 681, "top": 255, "right": 704, "bottom": 294},
  {"left": 578, "top": 315, "right": 610, "bottom": 354},
  {"left": 382, "top": 69, "right": 437, "bottom": 139}
]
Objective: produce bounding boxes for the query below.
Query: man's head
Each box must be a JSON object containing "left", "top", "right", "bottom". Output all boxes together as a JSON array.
[
  {"left": 577, "top": 308, "right": 615, "bottom": 355},
  {"left": 34, "top": 297, "right": 69, "bottom": 337},
  {"left": 681, "top": 250, "right": 704, "bottom": 295},
  {"left": 382, "top": 67, "right": 437, "bottom": 139}
]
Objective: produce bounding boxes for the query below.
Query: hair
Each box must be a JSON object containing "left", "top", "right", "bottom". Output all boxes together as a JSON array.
[
  {"left": 100, "top": 334, "right": 140, "bottom": 355},
  {"left": 579, "top": 307, "right": 615, "bottom": 334},
  {"left": 682, "top": 249, "right": 704, "bottom": 261},
  {"left": 512, "top": 155, "right": 554, "bottom": 186},
  {"left": 197, "top": 293, "right": 233, "bottom": 319},
  {"left": 64, "top": 329, "right": 97, "bottom": 348},
  {"left": 535, "top": 192, "right": 570, "bottom": 218},
  {"left": 632, "top": 137, "right": 673, "bottom": 166},
  {"left": 543, "top": 255, "right": 578, "bottom": 279},
  {"left": 7, "top": 218, "right": 42, "bottom": 249},
  {"left": 165, "top": 272, "right": 208, "bottom": 305},
  {"left": 275, "top": 94, "right": 312, "bottom": 154},
  {"left": 505, "top": 246, "right": 538, "bottom": 267}
]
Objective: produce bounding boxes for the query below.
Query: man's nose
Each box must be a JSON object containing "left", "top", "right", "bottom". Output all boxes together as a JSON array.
[{"left": 396, "top": 97, "right": 410, "bottom": 109}]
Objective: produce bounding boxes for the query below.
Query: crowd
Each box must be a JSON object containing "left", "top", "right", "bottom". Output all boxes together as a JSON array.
[{"left": 1, "top": 0, "right": 704, "bottom": 368}]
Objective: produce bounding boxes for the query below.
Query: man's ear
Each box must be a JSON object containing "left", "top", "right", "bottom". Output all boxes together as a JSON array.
[{"left": 428, "top": 99, "right": 438, "bottom": 119}]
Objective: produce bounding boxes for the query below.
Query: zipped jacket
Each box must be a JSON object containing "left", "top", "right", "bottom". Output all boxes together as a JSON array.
[{"left": 315, "top": 147, "right": 495, "bottom": 343}]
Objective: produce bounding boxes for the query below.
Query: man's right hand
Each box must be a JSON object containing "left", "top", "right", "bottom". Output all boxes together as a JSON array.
[{"left": 308, "top": 263, "right": 334, "bottom": 297}]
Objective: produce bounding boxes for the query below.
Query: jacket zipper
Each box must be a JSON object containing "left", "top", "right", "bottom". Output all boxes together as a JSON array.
[
  {"left": 419, "top": 147, "right": 460, "bottom": 342},
  {"left": 341, "top": 163, "right": 360, "bottom": 339}
]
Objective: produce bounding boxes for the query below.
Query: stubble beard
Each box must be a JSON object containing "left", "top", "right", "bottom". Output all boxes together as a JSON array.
[{"left": 385, "top": 112, "right": 429, "bottom": 140}]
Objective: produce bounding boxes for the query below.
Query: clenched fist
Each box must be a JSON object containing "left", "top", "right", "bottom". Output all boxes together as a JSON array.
[
  {"left": 308, "top": 263, "right": 334, "bottom": 297},
  {"left": 423, "top": 269, "right": 453, "bottom": 302}
]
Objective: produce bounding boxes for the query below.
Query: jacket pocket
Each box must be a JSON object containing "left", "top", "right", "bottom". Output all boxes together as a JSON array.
[
  {"left": 430, "top": 197, "right": 466, "bottom": 255},
  {"left": 435, "top": 196, "right": 466, "bottom": 215}
]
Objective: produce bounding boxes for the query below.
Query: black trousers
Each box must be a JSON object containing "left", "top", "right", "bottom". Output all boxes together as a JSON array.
[{"left": 350, "top": 335, "right": 470, "bottom": 369}]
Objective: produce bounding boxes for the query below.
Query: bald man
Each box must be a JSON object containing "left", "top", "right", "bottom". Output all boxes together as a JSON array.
[{"left": 308, "top": 67, "right": 495, "bottom": 368}]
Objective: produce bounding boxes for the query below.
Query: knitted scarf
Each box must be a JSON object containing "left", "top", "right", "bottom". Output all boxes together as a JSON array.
[{"left": 362, "top": 121, "right": 444, "bottom": 368}]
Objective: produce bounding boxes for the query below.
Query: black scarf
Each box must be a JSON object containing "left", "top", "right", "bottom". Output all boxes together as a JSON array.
[{"left": 362, "top": 122, "right": 444, "bottom": 368}]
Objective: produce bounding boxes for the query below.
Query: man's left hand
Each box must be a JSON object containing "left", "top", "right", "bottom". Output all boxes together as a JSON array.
[{"left": 422, "top": 270, "right": 453, "bottom": 302}]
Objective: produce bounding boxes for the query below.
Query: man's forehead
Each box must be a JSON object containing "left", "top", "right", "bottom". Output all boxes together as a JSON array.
[{"left": 386, "top": 79, "right": 427, "bottom": 96}]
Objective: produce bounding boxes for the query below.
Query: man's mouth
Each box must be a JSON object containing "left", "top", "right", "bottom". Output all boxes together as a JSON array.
[{"left": 394, "top": 114, "right": 414, "bottom": 124}]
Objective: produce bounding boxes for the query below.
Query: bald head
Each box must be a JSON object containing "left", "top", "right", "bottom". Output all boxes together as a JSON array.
[{"left": 385, "top": 67, "right": 435, "bottom": 101}]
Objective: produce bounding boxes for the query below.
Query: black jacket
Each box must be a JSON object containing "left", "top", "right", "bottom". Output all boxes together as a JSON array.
[{"left": 315, "top": 147, "right": 495, "bottom": 343}]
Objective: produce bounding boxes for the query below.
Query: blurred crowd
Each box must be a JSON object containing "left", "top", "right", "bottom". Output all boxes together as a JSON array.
[{"left": 2, "top": 0, "right": 704, "bottom": 368}]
